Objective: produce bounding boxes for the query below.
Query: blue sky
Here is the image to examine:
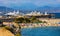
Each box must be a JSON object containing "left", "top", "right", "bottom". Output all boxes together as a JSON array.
[{"left": 0, "top": 0, "right": 60, "bottom": 9}]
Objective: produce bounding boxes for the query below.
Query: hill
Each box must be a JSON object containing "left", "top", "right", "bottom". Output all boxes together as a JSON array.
[{"left": 0, "top": 6, "right": 60, "bottom": 14}]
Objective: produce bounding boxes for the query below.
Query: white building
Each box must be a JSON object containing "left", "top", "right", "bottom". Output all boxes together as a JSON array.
[
  {"left": 5, "top": 10, "right": 24, "bottom": 16},
  {"left": 25, "top": 11, "right": 43, "bottom": 16}
]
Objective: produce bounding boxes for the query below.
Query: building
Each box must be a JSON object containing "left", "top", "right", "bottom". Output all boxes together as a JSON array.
[{"left": 25, "top": 11, "right": 53, "bottom": 18}]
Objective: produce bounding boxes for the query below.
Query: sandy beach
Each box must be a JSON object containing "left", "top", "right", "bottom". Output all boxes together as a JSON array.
[{"left": 20, "top": 18, "right": 60, "bottom": 28}]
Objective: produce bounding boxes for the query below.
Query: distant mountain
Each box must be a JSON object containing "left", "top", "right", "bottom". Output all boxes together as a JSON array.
[
  {"left": 0, "top": 6, "right": 14, "bottom": 13},
  {"left": 0, "top": 6, "right": 60, "bottom": 14},
  {"left": 19, "top": 6, "right": 60, "bottom": 13},
  {"left": 36, "top": 6, "right": 60, "bottom": 13},
  {"left": 0, "top": 6, "right": 15, "bottom": 15},
  {"left": 11, "top": 3, "right": 38, "bottom": 10}
]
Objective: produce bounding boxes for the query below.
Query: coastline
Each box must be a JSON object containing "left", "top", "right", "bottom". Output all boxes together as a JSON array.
[
  {"left": 20, "top": 23, "right": 60, "bottom": 29},
  {"left": 21, "top": 26, "right": 60, "bottom": 29},
  {"left": 20, "top": 18, "right": 60, "bottom": 29}
]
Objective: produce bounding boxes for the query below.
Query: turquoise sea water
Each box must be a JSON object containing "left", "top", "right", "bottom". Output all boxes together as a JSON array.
[{"left": 21, "top": 27, "right": 60, "bottom": 36}]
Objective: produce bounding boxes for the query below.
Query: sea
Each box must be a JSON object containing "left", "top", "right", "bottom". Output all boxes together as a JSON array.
[
  {"left": 21, "top": 27, "right": 60, "bottom": 36},
  {"left": 21, "top": 13, "right": 60, "bottom": 36},
  {"left": 49, "top": 13, "right": 60, "bottom": 18}
]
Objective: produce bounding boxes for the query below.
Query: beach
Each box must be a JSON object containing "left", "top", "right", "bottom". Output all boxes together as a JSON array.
[{"left": 20, "top": 18, "right": 60, "bottom": 28}]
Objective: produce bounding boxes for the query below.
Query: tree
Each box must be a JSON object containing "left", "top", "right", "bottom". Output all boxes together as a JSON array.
[
  {"left": 14, "top": 17, "right": 24, "bottom": 23},
  {"left": 30, "top": 16, "right": 36, "bottom": 23},
  {"left": 24, "top": 18, "right": 30, "bottom": 23},
  {"left": 30, "top": 16, "right": 36, "bottom": 20},
  {"left": 14, "top": 17, "right": 31, "bottom": 23},
  {"left": 0, "top": 20, "right": 4, "bottom": 27}
]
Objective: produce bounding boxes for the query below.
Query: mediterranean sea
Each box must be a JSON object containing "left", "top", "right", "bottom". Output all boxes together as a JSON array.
[
  {"left": 49, "top": 13, "right": 60, "bottom": 18},
  {"left": 21, "top": 27, "right": 60, "bottom": 36}
]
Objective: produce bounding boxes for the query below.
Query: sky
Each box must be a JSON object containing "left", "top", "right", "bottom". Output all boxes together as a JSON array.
[{"left": 0, "top": 0, "right": 60, "bottom": 9}]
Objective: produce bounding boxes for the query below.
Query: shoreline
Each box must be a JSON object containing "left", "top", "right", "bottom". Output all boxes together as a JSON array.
[
  {"left": 20, "top": 18, "right": 60, "bottom": 28},
  {"left": 20, "top": 23, "right": 60, "bottom": 29},
  {"left": 21, "top": 26, "right": 60, "bottom": 29}
]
